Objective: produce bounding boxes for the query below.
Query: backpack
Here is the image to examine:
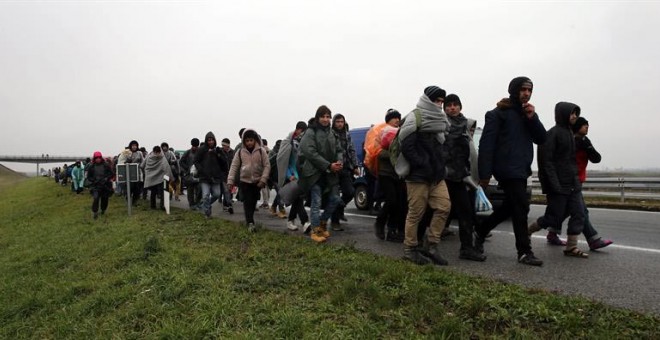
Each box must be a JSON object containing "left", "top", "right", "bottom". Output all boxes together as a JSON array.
[
  {"left": 389, "top": 109, "right": 422, "bottom": 177},
  {"left": 363, "top": 122, "right": 388, "bottom": 175}
]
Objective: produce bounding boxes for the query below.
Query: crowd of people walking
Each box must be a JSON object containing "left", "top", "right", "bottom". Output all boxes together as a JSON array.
[{"left": 50, "top": 76, "right": 613, "bottom": 266}]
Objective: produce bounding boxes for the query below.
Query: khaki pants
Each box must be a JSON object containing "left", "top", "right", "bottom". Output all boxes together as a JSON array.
[{"left": 404, "top": 181, "right": 451, "bottom": 247}]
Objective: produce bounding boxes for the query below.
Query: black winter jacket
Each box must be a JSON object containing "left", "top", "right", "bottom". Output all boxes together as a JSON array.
[
  {"left": 401, "top": 131, "right": 446, "bottom": 184},
  {"left": 444, "top": 113, "right": 471, "bottom": 182},
  {"left": 194, "top": 132, "right": 229, "bottom": 184},
  {"left": 538, "top": 102, "right": 581, "bottom": 194},
  {"left": 478, "top": 98, "right": 547, "bottom": 181}
]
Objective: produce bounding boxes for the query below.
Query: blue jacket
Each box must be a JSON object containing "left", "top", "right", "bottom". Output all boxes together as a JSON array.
[{"left": 478, "top": 98, "right": 546, "bottom": 181}]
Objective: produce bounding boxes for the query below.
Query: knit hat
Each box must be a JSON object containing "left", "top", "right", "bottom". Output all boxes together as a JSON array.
[
  {"left": 508, "top": 76, "right": 533, "bottom": 97},
  {"left": 443, "top": 94, "right": 462, "bottom": 110},
  {"left": 93, "top": 151, "right": 103, "bottom": 159},
  {"left": 221, "top": 138, "right": 230, "bottom": 146},
  {"left": 385, "top": 109, "right": 401, "bottom": 123},
  {"left": 424, "top": 86, "right": 446, "bottom": 102},
  {"left": 190, "top": 138, "right": 200, "bottom": 147},
  {"left": 572, "top": 117, "right": 589, "bottom": 133}
]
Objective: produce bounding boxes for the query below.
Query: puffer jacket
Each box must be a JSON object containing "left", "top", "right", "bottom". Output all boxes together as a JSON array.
[
  {"left": 478, "top": 98, "right": 547, "bottom": 181},
  {"left": 537, "top": 102, "right": 581, "bottom": 194},
  {"left": 444, "top": 113, "right": 471, "bottom": 182},
  {"left": 227, "top": 129, "right": 270, "bottom": 186}
]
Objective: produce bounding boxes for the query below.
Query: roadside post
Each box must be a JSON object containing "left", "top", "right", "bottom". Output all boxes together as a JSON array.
[{"left": 116, "top": 163, "right": 140, "bottom": 216}]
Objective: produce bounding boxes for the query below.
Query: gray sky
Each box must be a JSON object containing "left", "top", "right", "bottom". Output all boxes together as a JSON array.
[{"left": 1, "top": 1, "right": 659, "bottom": 173}]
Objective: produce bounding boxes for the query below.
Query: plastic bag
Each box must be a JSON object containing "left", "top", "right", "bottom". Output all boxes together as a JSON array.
[
  {"left": 279, "top": 180, "right": 301, "bottom": 206},
  {"left": 474, "top": 186, "right": 493, "bottom": 212}
]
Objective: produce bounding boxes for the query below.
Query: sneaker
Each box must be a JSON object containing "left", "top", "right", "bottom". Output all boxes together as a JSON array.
[
  {"left": 403, "top": 246, "right": 431, "bottom": 265},
  {"left": 228, "top": 207, "right": 234, "bottom": 215},
  {"left": 528, "top": 221, "right": 542, "bottom": 235},
  {"left": 331, "top": 222, "right": 344, "bottom": 231},
  {"left": 518, "top": 252, "right": 543, "bottom": 266},
  {"left": 459, "top": 247, "right": 487, "bottom": 262},
  {"left": 546, "top": 232, "right": 567, "bottom": 246},
  {"left": 588, "top": 238, "right": 613, "bottom": 251},
  {"left": 287, "top": 220, "right": 299, "bottom": 231},
  {"left": 260, "top": 203, "right": 269, "bottom": 208},
  {"left": 302, "top": 222, "right": 312, "bottom": 234},
  {"left": 339, "top": 214, "right": 348, "bottom": 222},
  {"left": 310, "top": 227, "right": 327, "bottom": 243},
  {"left": 277, "top": 209, "right": 287, "bottom": 219},
  {"left": 441, "top": 228, "right": 455, "bottom": 239},
  {"left": 247, "top": 223, "right": 257, "bottom": 233}
]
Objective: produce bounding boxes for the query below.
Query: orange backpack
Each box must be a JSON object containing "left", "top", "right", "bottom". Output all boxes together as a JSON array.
[{"left": 363, "top": 122, "right": 388, "bottom": 175}]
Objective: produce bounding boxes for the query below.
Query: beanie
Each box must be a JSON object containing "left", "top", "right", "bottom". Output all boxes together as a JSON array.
[
  {"left": 443, "top": 94, "right": 462, "bottom": 110},
  {"left": 424, "top": 86, "right": 446, "bottom": 102},
  {"left": 572, "top": 117, "right": 589, "bottom": 133},
  {"left": 508, "top": 76, "right": 533, "bottom": 96},
  {"left": 190, "top": 138, "right": 200, "bottom": 147},
  {"left": 93, "top": 151, "right": 103, "bottom": 159},
  {"left": 384, "top": 108, "right": 401, "bottom": 123}
]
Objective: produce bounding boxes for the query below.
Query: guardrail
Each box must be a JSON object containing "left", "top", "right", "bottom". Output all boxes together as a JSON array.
[{"left": 531, "top": 177, "right": 660, "bottom": 202}]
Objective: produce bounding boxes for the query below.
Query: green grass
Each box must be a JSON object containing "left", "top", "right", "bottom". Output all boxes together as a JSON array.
[{"left": 1, "top": 178, "right": 659, "bottom": 339}]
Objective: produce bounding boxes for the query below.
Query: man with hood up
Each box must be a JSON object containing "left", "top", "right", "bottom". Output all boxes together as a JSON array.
[
  {"left": 194, "top": 132, "right": 229, "bottom": 218},
  {"left": 87, "top": 151, "right": 114, "bottom": 219},
  {"left": 118, "top": 140, "right": 145, "bottom": 205},
  {"left": 399, "top": 86, "right": 452, "bottom": 266},
  {"left": 528, "top": 102, "right": 589, "bottom": 258},
  {"left": 330, "top": 113, "right": 359, "bottom": 231},
  {"left": 474, "top": 76, "right": 547, "bottom": 266}
]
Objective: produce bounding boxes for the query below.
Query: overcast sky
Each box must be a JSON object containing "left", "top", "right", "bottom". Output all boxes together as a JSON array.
[{"left": 1, "top": 1, "right": 659, "bottom": 173}]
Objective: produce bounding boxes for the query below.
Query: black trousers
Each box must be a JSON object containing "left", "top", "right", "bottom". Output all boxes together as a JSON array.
[
  {"left": 446, "top": 180, "right": 476, "bottom": 250},
  {"left": 239, "top": 182, "right": 261, "bottom": 224},
  {"left": 331, "top": 169, "right": 355, "bottom": 223},
  {"left": 92, "top": 190, "right": 109, "bottom": 213},
  {"left": 185, "top": 180, "right": 201, "bottom": 208},
  {"left": 376, "top": 176, "right": 406, "bottom": 233},
  {"left": 149, "top": 184, "right": 164, "bottom": 209},
  {"left": 475, "top": 179, "right": 532, "bottom": 256}
]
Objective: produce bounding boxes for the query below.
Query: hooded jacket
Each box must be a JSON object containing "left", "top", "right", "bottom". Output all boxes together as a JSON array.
[
  {"left": 86, "top": 160, "right": 114, "bottom": 193},
  {"left": 467, "top": 118, "right": 479, "bottom": 185},
  {"left": 194, "top": 132, "right": 229, "bottom": 184},
  {"left": 444, "top": 112, "right": 471, "bottom": 182},
  {"left": 400, "top": 94, "right": 450, "bottom": 184},
  {"left": 332, "top": 114, "right": 359, "bottom": 171},
  {"left": 478, "top": 98, "right": 546, "bottom": 181},
  {"left": 227, "top": 128, "right": 270, "bottom": 186},
  {"left": 537, "top": 102, "right": 581, "bottom": 194}
]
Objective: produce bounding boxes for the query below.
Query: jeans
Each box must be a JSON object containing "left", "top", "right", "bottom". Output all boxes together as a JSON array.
[
  {"left": 537, "top": 191, "right": 585, "bottom": 236},
  {"left": 201, "top": 182, "right": 222, "bottom": 215},
  {"left": 310, "top": 183, "right": 341, "bottom": 227},
  {"left": 476, "top": 179, "right": 532, "bottom": 256},
  {"left": 403, "top": 181, "right": 451, "bottom": 247},
  {"left": 221, "top": 182, "right": 233, "bottom": 207}
]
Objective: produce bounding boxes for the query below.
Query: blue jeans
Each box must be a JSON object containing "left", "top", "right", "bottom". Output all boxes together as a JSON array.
[
  {"left": 310, "top": 183, "right": 341, "bottom": 227},
  {"left": 201, "top": 182, "right": 222, "bottom": 215}
]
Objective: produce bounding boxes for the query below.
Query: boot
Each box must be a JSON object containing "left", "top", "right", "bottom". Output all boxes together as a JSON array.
[
  {"left": 310, "top": 226, "right": 327, "bottom": 243},
  {"left": 421, "top": 241, "right": 449, "bottom": 266},
  {"left": 318, "top": 221, "right": 330, "bottom": 238},
  {"left": 374, "top": 222, "right": 385, "bottom": 240},
  {"left": 403, "top": 246, "right": 431, "bottom": 265},
  {"left": 331, "top": 222, "right": 344, "bottom": 231},
  {"left": 459, "top": 247, "right": 487, "bottom": 262}
]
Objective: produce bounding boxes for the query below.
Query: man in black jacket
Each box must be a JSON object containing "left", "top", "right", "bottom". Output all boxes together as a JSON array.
[
  {"left": 179, "top": 138, "right": 202, "bottom": 210},
  {"left": 194, "top": 132, "right": 229, "bottom": 218},
  {"left": 528, "top": 102, "right": 589, "bottom": 258},
  {"left": 475, "top": 77, "right": 547, "bottom": 266},
  {"left": 400, "top": 86, "right": 451, "bottom": 266}
]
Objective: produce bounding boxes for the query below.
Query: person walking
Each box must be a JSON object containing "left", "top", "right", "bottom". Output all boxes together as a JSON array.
[
  {"left": 227, "top": 129, "right": 271, "bottom": 232},
  {"left": 299, "top": 105, "right": 344, "bottom": 243},
  {"left": 141, "top": 146, "right": 173, "bottom": 210},
  {"left": 179, "top": 138, "right": 202, "bottom": 210},
  {"left": 442, "top": 94, "right": 486, "bottom": 261},
  {"left": 71, "top": 161, "right": 85, "bottom": 194},
  {"left": 474, "top": 76, "right": 547, "bottom": 266},
  {"left": 220, "top": 138, "right": 235, "bottom": 214},
  {"left": 330, "top": 113, "right": 360, "bottom": 231},
  {"left": 277, "top": 121, "right": 311, "bottom": 232},
  {"left": 399, "top": 86, "right": 452, "bottom": 266},
  {"left": 195, "top": 132, "right": 229, "bottom": 218},
  {"left": 87, "top": 151, "right": 113, "bottom": 219}
]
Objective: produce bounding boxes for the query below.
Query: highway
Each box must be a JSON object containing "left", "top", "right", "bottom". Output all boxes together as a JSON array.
[{"left": 171, "top": 198, "right": 660, "bottom": 315}]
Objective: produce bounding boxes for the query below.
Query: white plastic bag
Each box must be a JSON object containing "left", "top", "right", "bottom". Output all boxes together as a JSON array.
[{"left": 474, "top": 186, "right": 493, "bottom": 212}]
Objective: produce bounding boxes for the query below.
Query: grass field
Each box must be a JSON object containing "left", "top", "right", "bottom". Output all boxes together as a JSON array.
[{"left": 1, "top": 177, "right": 659, "bottom": 338}]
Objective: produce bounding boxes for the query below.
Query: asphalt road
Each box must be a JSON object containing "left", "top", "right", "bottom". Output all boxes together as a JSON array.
[{"left": 171, "top": 197, "right": 660, "bottom": 316}]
